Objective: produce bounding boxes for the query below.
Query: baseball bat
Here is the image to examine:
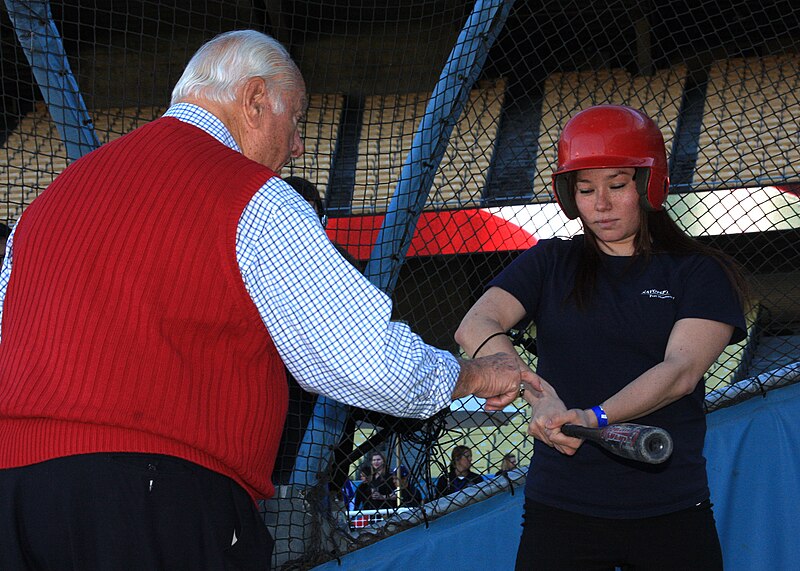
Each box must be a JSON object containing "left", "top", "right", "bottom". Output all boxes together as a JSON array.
[{"left": 561, "top": 423, "right": 673, "bottom": 464}]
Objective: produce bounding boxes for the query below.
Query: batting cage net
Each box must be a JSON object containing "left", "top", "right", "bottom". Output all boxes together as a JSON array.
[{"left": 2, "top": 0, "right": 799, "bottom": 568}]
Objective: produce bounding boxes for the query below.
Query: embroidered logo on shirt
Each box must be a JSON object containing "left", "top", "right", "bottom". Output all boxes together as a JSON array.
[{"left": 641, "top": 289, "right": 675, "bottom": 300}]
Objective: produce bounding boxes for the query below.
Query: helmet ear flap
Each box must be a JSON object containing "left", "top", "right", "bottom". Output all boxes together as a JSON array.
[
  {"left": 635, "top": 168, "right": 654, "bottom": 211},
  {"left": 650, "top": 175, "right": 670, "bottom": 211},
  {"left": 636, "top": 167, "right": 669, "bottom": 211},
  {"left": 553, "top": 173, "right": 579, "bottom": 220}
]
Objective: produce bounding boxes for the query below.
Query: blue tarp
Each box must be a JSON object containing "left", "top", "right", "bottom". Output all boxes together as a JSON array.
[
  {"left": 314, "top": 381, "right": 800, "bottom": 570},
  {"left": 705, "top": 382, "right": 800, "bottom": 569}
]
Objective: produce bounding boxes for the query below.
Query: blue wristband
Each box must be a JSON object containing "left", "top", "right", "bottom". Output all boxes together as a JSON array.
[{"left": 591, "top": 405, "right": 609, "bottom": 428}]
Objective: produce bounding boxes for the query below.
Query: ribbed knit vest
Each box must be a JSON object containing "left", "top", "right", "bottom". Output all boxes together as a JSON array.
[{"left": 0, "top": 117, "right": 287, "bottom": 500}]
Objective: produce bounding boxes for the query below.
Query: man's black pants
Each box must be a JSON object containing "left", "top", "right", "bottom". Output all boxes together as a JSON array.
[{"left": 0, "top": 453, "right": 273, "bottom": 570}]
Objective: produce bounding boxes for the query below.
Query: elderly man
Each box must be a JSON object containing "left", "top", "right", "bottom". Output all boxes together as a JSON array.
[{"left": 0, "top": 30, "right": 536, "bottom": 569}]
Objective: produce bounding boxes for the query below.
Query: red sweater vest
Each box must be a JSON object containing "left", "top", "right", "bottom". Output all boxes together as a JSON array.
[{"left": 0, "top": 117, "right": 287, "bottom": 500}]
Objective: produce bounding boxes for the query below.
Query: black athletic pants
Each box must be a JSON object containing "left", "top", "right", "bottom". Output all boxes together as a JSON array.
[
  {"left": 0, "top": 453, "right": 274, "bottom": 570},
  {"left": 515, "top": 498, "right": 723, "bottom": 571}
]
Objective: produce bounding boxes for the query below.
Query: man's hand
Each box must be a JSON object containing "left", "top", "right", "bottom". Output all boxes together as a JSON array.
[{"left": 453, "top": 352, "right": 542, "bottom": 410}]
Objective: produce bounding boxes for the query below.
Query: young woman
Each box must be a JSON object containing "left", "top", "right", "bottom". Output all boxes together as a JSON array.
[
  {"left": 354, "top": 451, "right": 394, "bottom": 510},
  {"left": 456, "top": 105, "right": 748, "bottom": 570}
]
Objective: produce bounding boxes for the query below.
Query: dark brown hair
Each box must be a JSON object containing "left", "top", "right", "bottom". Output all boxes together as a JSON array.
[
  {"left": 284, "top": 176, "right": 323, "bottom": 220},
  {"left": 568, "top": 173, "right": 750, "bottom": 311}
]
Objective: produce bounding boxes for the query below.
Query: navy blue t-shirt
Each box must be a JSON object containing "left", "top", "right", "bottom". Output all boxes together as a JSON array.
[{"left": 489, "top": 237, "right": 746, "bottom": 518}]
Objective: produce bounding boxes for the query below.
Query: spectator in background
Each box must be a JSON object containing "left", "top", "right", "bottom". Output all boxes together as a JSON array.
[
  {"left": 388, "top": 465, "right": 423, "bottom": 508},
  {"left": 353, "top": 463, "right": 373, "bottom": 510},
  {"left": 354, "top": 452, "right": 395, "bottom": 510},
  {"left": 342, "top": 464, "right": 369, "bottom": 511},
  {"left": 272, "top": 174, "right": 362, "bottom": 486},
  {"left": 367, "top": 450, "right": 389, "bottom": 481},
  {"left": 496, "top": 452, "right": 517, "bottom": 477},
  {"left": 279, "top": 175, "right": 377, "bottom": 509},
  {"left": 284, "top": 175, "right": 324, "bottom": 220},
  {"left": 434, "top": 445, "right": 483, "bottom": 499},
  {"left": 283, "top": 174, "right": 362, "bottom": 271}
]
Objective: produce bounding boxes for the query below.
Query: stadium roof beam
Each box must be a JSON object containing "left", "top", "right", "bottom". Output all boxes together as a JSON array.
[
  {"left": 630, "top": 0, "right": 654, "bottom": 76},
  {"left": 4, "top": 0, "right": 99, "bottom": 160},
  {"left": 284, "top": 0, "right": 517, "bottom": 497}
]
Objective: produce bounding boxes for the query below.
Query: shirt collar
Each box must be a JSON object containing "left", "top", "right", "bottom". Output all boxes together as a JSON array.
[{"left": 163, "top": 103, "right": 241, "bottom": 153}]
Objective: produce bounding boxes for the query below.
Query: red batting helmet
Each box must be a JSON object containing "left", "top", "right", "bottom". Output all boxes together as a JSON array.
[{"left": 552, "top": 105, "right": 670, "bottom": 220}]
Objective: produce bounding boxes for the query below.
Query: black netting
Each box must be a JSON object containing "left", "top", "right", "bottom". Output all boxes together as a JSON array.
[{"left": 2, "top": 1, "right": 799, "bottom": 568}]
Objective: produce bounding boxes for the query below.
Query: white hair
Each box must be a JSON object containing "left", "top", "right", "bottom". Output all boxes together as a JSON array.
[{"left": 170, "top": 30, "right": 303, "bottom": 113}]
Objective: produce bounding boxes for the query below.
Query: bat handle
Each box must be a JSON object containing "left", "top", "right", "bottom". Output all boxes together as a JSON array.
[{"left": 561, "top": 424, "right": 595, "bottom": 439}]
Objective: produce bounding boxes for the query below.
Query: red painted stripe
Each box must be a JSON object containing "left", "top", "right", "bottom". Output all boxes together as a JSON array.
[{"left": 326, "top": 209, "right": 537, "bottom": 260}]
